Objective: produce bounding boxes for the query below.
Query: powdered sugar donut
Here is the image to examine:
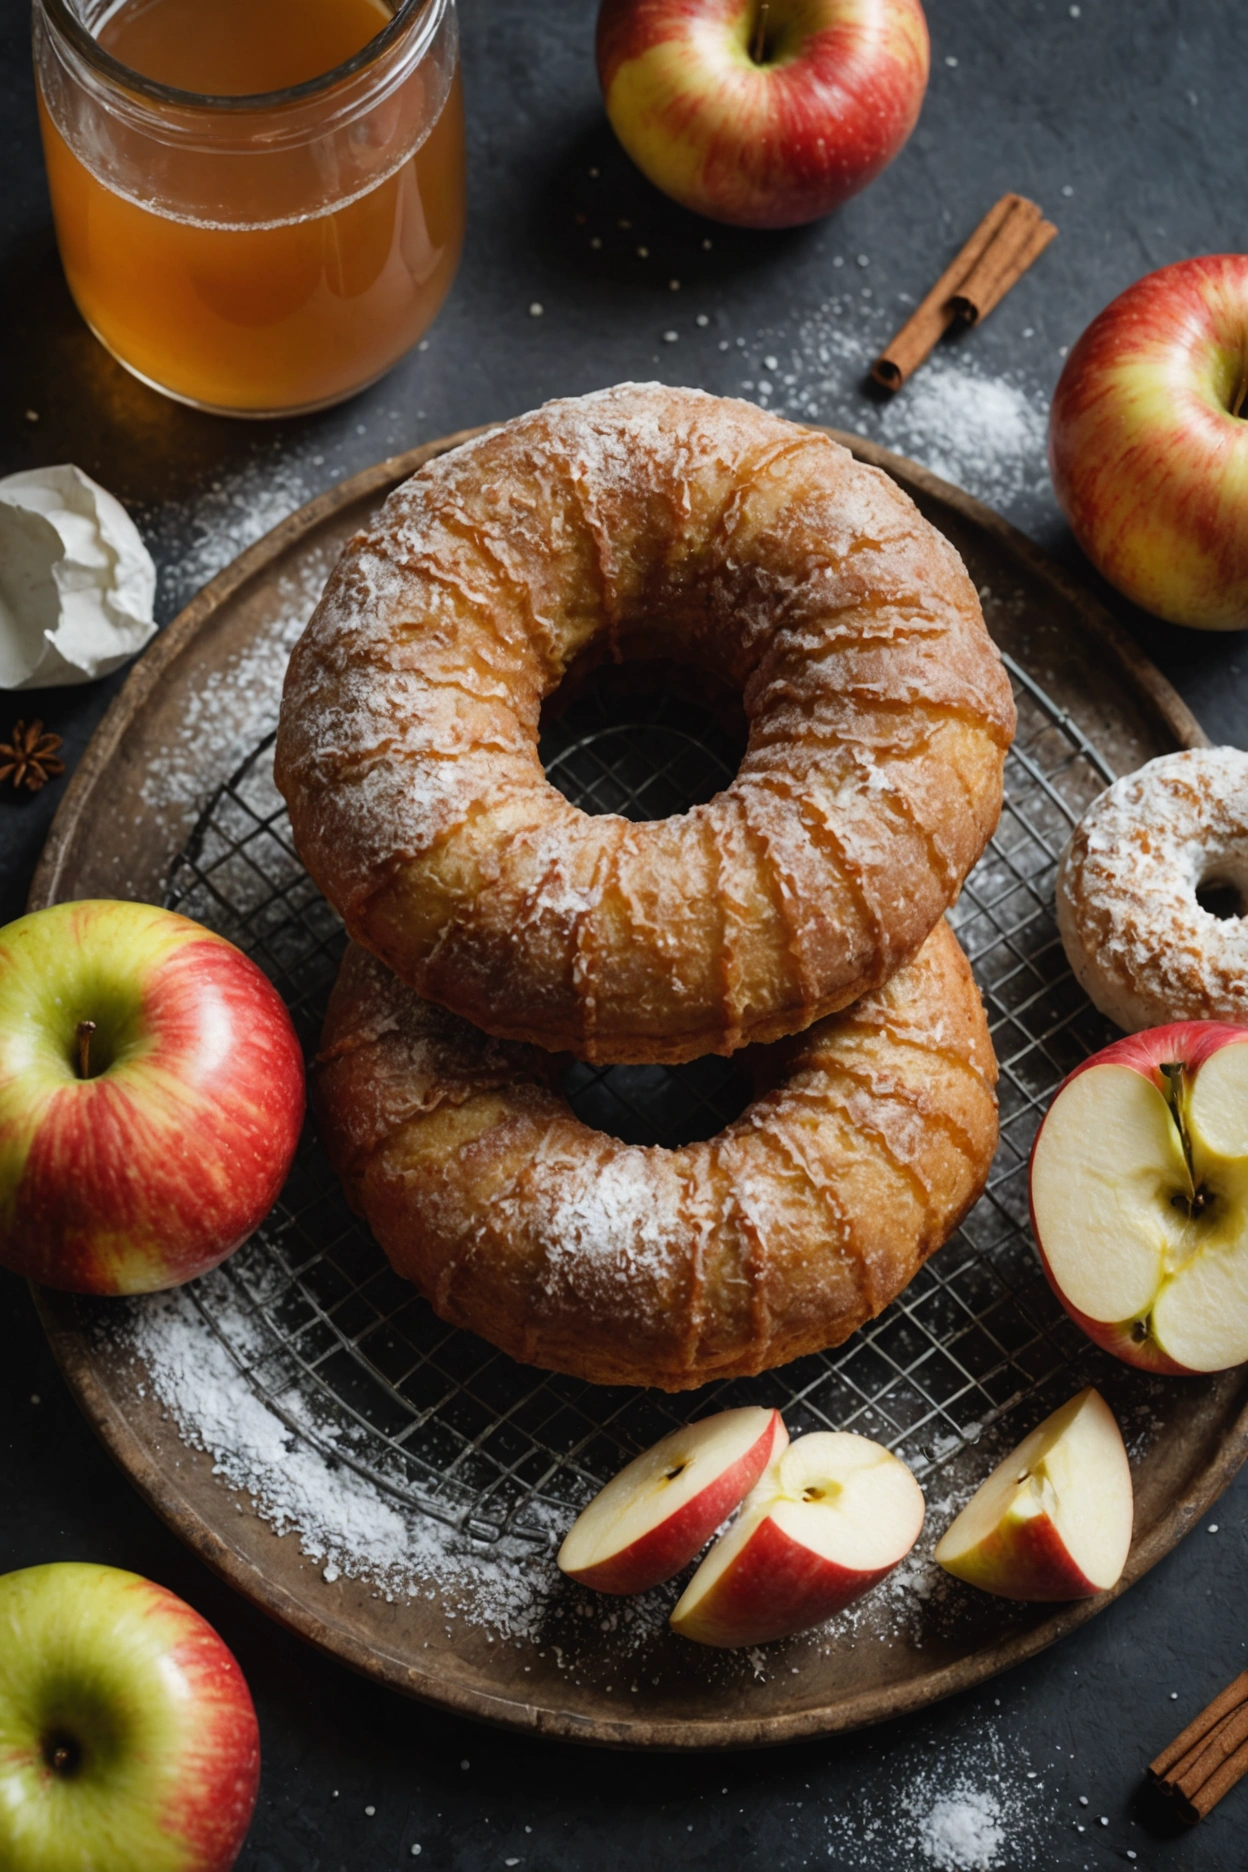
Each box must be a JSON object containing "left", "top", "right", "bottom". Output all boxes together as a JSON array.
[{"left": 1057, "top": 747, "right": 1248, "bottom": 1031}]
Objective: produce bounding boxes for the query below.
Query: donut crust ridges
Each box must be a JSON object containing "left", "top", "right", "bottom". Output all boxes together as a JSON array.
[
  {"left": 277, "top": 384, "right": 1015, "bottom": 1065},
  {"left": 315, "top": 918, "right": 998, "bottom": 1392}
]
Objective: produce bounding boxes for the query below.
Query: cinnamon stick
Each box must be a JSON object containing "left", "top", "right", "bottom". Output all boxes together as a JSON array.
[
  {"left": 871, "top": 194, "right": 1057, "bottom": 391},
  {"left": 1149, "top": 1669, "right": 1248, "bottom": 1823}
]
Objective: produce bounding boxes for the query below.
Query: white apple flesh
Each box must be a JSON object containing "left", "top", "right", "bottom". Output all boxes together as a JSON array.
[
  {"left": 558, "top": 1406, "right": 787, "bottom": 1594},
  {"left": 670, "top": 1430, "right": 924, "bottom": 1647},
  {"left": 934, "top": 1388, "right": 1133, "bottom": 1601},
  {"left": 0, "top": 1562, "right": 259, "bottom": 1872},
  {"left": 1030, "top": 1021, "right": 1248, "bottom": 1373}
]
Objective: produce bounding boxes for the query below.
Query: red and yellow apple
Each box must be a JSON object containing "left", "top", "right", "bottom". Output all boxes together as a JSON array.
[
  {"left": 1049, "top": 255, "right": 1248, "bottom": 630},
  {"left": 0, "top": 899, "right": 305, "bottom": 1294},
  {"left": 1030, "top": 1020, "right": 1248, "bottom": 1374},
  {"left": 0, "top": 1562, "right": 259, "bottom": 1871},
  {"left": 670, "top": 1430, "right": 924, "bottom": 1646},
  {"left": 596, "top": 0, "right": 929, "bottom": 229},
  {"left": 934, "top": 1388, "right": 1133, "bottom": 1601},
  {"left": 558, "top": 1406, "right": 787, "bottom": 1594}
]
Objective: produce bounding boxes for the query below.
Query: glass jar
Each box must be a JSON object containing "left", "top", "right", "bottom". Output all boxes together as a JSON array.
[{"left": 33, "top": 0, "right": 465, "bottom": 417}]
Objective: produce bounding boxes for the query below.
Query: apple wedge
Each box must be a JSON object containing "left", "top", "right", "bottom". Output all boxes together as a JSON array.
[
  {"left": 557, "top": 1407, "right": 787, "bottom": 1596},
  {"left": 934, "top": 1388, "right": 1132, "bottom": 1601},
  {"left": 1030, "top": 1021, "right": 1248, "bottom": 1373},
  {"left": 669, "top": 1431, "right": 924, "bottom": 1648}
]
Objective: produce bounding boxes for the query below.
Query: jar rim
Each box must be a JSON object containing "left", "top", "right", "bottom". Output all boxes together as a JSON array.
[{"left": 39, "top": 0, "right": 440, "bottom": 111}]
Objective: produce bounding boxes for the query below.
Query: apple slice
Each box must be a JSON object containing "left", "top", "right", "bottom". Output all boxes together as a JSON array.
[
  {"left": 1030, "top": 1021, "right": 1248, "bottom": 1373},
  {"left": 934, "top": 1388, "right": 1133, "bottom": 1601},
  {"left": 557, "top": 1407, "right": 787, "bottom": 1596},
  {"left": 669, "top": 1431, "right": 924, "bottom": 1648}
]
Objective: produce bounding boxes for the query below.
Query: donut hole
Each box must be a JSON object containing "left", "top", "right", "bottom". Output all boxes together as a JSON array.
[
  {"left": 543, "top": 655, "right": 756, "bottom": 1141},
  {"left": 562, "top": 1052, "right": 753, "bottom": 1148},
  {"left": 538, "top": 656, "right": 748, "bottom": 823},
  {"left": 1196, "top": 875, "right": 1246, "bottom": 921}
]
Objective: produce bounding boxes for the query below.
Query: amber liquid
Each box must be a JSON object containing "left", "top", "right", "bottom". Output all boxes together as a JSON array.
[{"left": 39, "top": 0, "right": 465, "bottom": 413}]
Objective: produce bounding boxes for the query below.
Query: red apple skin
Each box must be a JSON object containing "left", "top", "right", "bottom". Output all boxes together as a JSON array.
[
  {"left": 1049, "top": 257, "right": 1248, "bottom": 631},
  {"left": 1028, "top": 1020, "right": 1248, "bottom": 1375},
  {"left": 1040, "top": 1290, "right": 1193, "bottom": 1379},
  {"left": 597, "top": 0, "right": 929, "bottom": 230},
  {"left": 127, "top": 1577, "right": 261, "bottom": 1870},
  {"left": 672, "top": 1513, "right": 896, "bottom": 1647},
  {"left": 0, "top": 902, "right": 305, "bottom": 1294},
  {"left": 948, "top": 1511, "right": 1111, "bottom": 1603},
  {"left": 566, "top": 1410, "right": 786, "bottom": 1595}
]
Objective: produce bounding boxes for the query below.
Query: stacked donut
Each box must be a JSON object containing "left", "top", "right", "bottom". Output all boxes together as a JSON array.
[{"left": 275, "top": 385, "right": 1016, "bottom": 1389}]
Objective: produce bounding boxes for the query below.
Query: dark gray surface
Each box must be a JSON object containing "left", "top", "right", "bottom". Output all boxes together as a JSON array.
[{"left": 2, "top": 0, "right": 1248, "bottom": 1865}]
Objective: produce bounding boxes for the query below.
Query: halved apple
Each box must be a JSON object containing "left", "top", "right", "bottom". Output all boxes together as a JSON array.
[
  {"left": 934, "top": 1387, "right": 1132, "bottom": 1600},
  {"left": 557, "top": 1407, "right": 787, "bottom": 1596},
  {"left": 1030, "top": 1021, "right": 1248, "bottom": 1373},
  {"left": 669, "top": 1431, "right": 924, "bottom": 1648}
]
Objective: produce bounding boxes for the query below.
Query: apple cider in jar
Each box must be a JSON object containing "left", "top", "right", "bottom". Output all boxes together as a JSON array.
[{"left": 34, "top": 0, "right": 464, "bottom": 415}]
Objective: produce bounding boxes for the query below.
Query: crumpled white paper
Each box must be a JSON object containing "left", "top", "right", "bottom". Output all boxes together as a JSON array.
[{"left": 0, "top": 464, "right": 157, "bottom": 689}]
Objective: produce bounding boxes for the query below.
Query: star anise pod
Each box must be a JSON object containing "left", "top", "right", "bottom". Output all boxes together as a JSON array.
[{"left": 0, "top": 719, "right": 66, "bottom": 792}]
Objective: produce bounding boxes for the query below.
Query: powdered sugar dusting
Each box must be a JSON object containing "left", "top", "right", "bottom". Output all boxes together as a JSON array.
[
  {"left": 848, "top": 1720, "right": 1041, "bottom": 1870},
  {"left": 119, "top": 1281, "right": 619, "bottom": 1642},
  {"left": 142, "top": 455, "right": 316, "bottom": 617},
  {"left": 526, "top": 1147, "right": 680, "bottom": 1301},
  {"left": 139, "top": 546, "right": 335, "bottom": 829},
  {"left": 915, "top": 1787, "right": 1007, "bottom": 1870},
  {"left": 1057, "top": 746, "right": 1248, "bottom": 1028},
  {"left": 732, "top": 295, "right": 1050, "bottom": 517}
]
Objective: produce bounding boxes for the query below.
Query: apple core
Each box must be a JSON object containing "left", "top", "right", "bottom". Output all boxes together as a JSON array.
[{"left": 1031, "top": 1028, "right": 1248, "bottom": 1373}]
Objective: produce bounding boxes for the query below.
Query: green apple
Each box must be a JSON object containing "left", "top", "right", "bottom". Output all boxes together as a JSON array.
[{"left": 0, "top": 1562, "right": 260, "bottom": 1871}]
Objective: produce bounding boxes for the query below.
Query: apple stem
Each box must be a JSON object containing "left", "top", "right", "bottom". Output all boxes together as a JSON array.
[
  {"left": 751, "top": 2, "right": 769, "bottom": 64},
  {"left": 76, "top": 1019, "right": 97, "bottom": 1080},
  {"left": 1233, "top": 370, "right": 1248, "bottom": 421}
]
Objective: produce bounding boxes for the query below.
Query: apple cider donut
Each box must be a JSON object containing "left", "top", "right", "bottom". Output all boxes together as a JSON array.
[
  {"left": 315, "top": 919, "right": 998, "bottom": 1391},
  {"left": 277, "top": 384, "right": 1015, "bottom": 1064},
  {"left": 1058, "top": 747, "right": 1248, "bottom": 1031}
]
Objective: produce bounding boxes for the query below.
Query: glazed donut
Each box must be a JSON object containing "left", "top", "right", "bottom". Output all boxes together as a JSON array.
[
  {"left": 315, "top": 919, "right": 998, "bottom": 1391},
  {"left": 276, "top": 384, "right": 1015, "bottom": 1064},
  {"left": 1058, "top": 747, "right": 1248, "bottom": 1031}
]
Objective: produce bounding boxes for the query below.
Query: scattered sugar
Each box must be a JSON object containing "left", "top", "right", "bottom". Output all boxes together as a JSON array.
[
  {"left": 726, "top": 295, "right": 1050, "bottom": 521},
  {"left": 141, "top": 455, "right": 316, "bottom": 618},
  {"left": 112, "top": 1276, "right": 681, "bottom": 1653},
  {"left": 916, "top": 1791, "right": 1005, "bottom": 1870},
  {"left": 137, "top": 545, "right": 333, "bottom": 842},
  {"left": 847, "top": 1724, "right": 1040, "bottom": 1871},
  {"left": 877, "top": 369, "right": 1047, "bottom": 510}
]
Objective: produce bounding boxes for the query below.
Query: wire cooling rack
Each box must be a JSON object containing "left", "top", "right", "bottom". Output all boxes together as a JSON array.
[{"left": 162, "top": 659, "right": 1121, "bottom": 1551}]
